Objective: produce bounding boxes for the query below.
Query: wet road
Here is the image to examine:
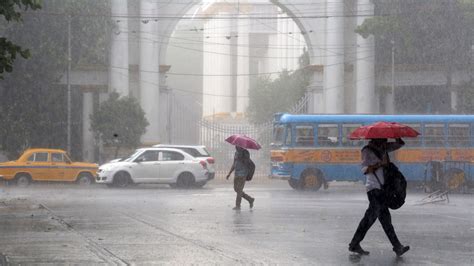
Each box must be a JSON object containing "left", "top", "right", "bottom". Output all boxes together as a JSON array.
[{"left": 0, "top": 181, "right": 473, "bottom": 265}]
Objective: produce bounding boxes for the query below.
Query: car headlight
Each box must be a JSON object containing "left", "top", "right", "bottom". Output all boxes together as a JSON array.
[{"left": 98, "top": 168, "right": 110, "bottom": 174}]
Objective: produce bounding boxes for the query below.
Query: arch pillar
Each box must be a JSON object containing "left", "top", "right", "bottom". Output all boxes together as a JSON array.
[
  {"left": 355, "top": 0, "right": 376, "bottom": 113},
  {"left": 140, "top": 0, "right": 160, "bottom": 144},
  {"left": 324, "top": 0, "right": 345, "bottom": 113},
  {"left": 236, "top": 17, "right": 250, "bottom": 114},
  {"left": 109, "top": 0, "right": 129, "bottom": 96},
  {"left": 202, "top": 14, "right": 233, "bottom": 117}
]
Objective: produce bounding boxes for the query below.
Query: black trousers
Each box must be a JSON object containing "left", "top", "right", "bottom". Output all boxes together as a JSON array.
[{"left": 350, "top": 189, "right": 402, "bottom": 248}]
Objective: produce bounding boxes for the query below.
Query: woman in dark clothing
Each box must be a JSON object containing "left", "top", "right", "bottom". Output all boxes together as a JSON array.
[{"left": 226, "top": 146, "right": 255, "bottom": 210}]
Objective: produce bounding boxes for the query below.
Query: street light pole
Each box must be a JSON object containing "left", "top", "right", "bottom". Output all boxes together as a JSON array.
[
  {"left": 67, "top": 15, "right": 72, "bottom": 154},
  {"left": 167, "top": 87, "right": 172, "bottom": 144},
  {"left": 391, "top": 39, "right": 395, "bottom": 100},
  {"left": 385, "top": 39, "right": 395, "bottom": 114},
  {"left": 471, "top": 43, "right": 474, "bottom": 87}
]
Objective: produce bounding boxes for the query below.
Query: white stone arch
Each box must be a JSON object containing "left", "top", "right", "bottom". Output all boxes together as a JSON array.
[
  {"left": 106, "top": 0, "right": 375, "bottom": 150},
  {"left": 157, "top": 1, "right": 202, "bottom": 66},
  {"left": 157, "top": 1, "right": 315, "bottom": 66},
  {"left": 157, "top": 0, "right": 316, "bottom": 119},
  {"left": 269, "top": 0, "right": 319, "bottom": 62}
]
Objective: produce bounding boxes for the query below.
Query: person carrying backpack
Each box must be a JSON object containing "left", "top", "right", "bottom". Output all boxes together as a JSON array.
[
  {"left": 226, "top": 146, "right": 255, "bottom": 210},
  {"left": 348, "top": 138, "right": 410, "bottom": 257}
]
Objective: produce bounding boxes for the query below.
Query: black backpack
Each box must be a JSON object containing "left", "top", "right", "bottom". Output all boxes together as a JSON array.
[
  {"left": 246, "top": 158, "right": 256, "bottom": 181},
  {"left": 382, "top": 162, "right": 407, "bottom": 209},
  {"left": 363, "top": 145, "right": 407, "bottom": 210}
]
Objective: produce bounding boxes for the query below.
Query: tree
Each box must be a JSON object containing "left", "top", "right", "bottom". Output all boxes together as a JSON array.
[
  {"left": 90, "top": 92, "right": 149, "bottom": 158},
  {"left": 0, "top": 0, "right": 41, "bottom": 78},
  {"left": 355, "top": 0, "right": 474, "bottom": 113},
  {"left": 247, "top": 50, "right": 311, "bottom": 124},
  {"left": 0, "top": 0, "right": 112, "bottom": 159}
]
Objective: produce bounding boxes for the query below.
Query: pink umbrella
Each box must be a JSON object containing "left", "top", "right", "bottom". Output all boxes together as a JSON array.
[{"left": 225, "top": 134, "right": 261, "bottom": 150}]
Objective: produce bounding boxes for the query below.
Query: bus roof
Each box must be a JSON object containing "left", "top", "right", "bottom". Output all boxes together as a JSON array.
[{"left": 276, "top": 113, "right": 474, "bottom": 124}]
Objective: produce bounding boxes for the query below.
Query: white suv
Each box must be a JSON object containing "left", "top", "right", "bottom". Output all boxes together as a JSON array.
[
  {"left": 96, "top": 147, "right": 211, "bottom": 188},
  {"left": 152, "top": 144, "right": 215, "bottom": 180}
]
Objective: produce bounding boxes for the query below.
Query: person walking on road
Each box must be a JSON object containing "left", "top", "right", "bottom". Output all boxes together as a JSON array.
[
  {"left": 349, "top": 138, "right": 410, "bottom": 257},
  {"left": 226, "top": 146, "right": 255, "bottom": 210}
]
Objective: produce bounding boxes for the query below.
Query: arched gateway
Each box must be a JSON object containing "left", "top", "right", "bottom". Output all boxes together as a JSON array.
[{"left": 81, "top": 0, "right": 376, "bottom": 162}]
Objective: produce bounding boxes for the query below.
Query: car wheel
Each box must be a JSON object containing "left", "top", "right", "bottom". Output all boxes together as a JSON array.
[
  {"left": 76, "top": 173, "right": 93, "bottom": 186},
  {"left": 16, "top": 174, "right": 31, "bottom": 187},
  {"left": 176, "top": 172, "right": 195, "bottom": 189},
  {"left": 113, "top": 171, "right": 131, "bottom": 188}
]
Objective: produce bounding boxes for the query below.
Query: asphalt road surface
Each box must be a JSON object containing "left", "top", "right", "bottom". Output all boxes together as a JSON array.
[{"left": 0, "top": 180, "right": 473, "bottom": 265}]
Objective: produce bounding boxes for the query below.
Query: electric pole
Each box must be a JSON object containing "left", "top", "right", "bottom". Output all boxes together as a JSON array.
[{"left": 67, "top": 14, "right": 72, "bottom": 154}]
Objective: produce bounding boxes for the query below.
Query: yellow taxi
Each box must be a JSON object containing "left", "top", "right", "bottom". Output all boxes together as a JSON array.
[{"left": 0, "top": 148, "right": 98, "bottom": 187}]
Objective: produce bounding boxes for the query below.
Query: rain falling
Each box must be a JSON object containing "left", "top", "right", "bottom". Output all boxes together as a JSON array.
[{"left": 0, "top": 0, "right": 473, "bottom": 264}]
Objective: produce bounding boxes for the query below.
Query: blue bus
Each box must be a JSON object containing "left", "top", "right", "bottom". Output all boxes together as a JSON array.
[{"left": 270, "top": 113, "right": 474, "bottom": 192}]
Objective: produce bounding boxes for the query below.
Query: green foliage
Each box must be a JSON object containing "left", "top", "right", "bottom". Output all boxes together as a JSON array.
[
  {"left": 0, "top": 0, "right": 41, "bottom": 79},
  {"left": 0, "top": 0, "right": 112, "bottom": 159},
  {"left": 0, "top": 0, "right": 41, "bottom": 22},
  {"left": 355, "top": 0, "right": 474, "bottom": 113},
  {"left": 458, "top": 83, "right": 474, "bottom": 113},
  {"left": 356, "top": 1, "right": 473, "bottom": 65},
  {"left": 247, "top": 50, "right": 311, "bottom": 124},
  {"left": 90, "top": 93, "right": 149, "bottom": 153}
]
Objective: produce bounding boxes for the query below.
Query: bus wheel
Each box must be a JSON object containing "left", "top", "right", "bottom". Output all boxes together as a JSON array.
[
  {"left": 301, "top": 169, "right": 323, "bottom": 191},
  {"left": 288, "top": 178, "right": 301, "bottom": 190},
  {"left": 444, "top": 168, "right": 465, "bottom": 192}
]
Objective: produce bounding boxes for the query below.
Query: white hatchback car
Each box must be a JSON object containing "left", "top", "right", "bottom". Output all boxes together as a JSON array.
[
  {"left": 96, "top": 148, "right": 211, "bottom": 188},
  {"left": 152, "top": 144, "right": 215, "bottom": 180}
]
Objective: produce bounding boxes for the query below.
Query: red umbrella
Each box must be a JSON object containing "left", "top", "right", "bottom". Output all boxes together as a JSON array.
[
  {"left": 225, "top": 134, "right": 261, "bottom": 150},
  {"left": 349, "top": 121, "right": 420, "bottom": 140}
]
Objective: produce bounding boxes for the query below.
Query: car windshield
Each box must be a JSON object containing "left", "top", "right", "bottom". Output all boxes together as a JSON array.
[{"left": 122, "top": 150, "right": 143, "bottom": 162}]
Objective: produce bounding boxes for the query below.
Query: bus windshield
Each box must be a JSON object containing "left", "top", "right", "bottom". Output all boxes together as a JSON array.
[{"left": 272, "top": 125, "right": 287, "bottom": 146}]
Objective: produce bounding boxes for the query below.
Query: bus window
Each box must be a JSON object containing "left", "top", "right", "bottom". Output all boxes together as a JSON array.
[
  {"left": 286, "top": 126, "right": 292, "bottom": 145},
  {"left": 448, "top": 124, "right": 470, "bottom": 147},
  {"left": 342, "top": 124, "right": 363, "bottom": 147},
  {"left": 424, "top": 124, "right": 445, "bottom": 147},
  {"left": 318, "top": 124, "right": 339, "bottom": 146},
  {"left": 295, "top": 125, "right": 314, "bottom": 146},
  {"left": 404, "top": 124, "right": 421, "bottom": 146}
]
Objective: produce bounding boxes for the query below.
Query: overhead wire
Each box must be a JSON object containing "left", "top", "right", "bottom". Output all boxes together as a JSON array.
[
  {"left": 29, "top": 1, "right": 381, "bottom": 97},
  {"left": 110, "top": 32, "right": 375, "bottom": 60}
]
